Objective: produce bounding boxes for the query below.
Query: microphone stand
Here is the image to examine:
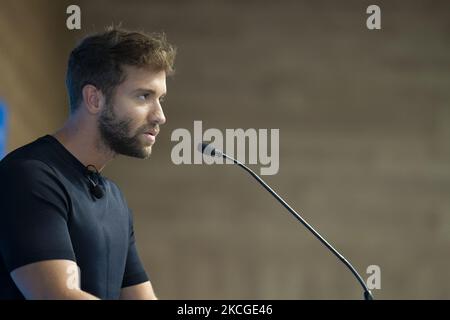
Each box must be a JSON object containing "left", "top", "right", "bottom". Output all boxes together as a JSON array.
[{"left": 201, "top": 143, "right": 374, "bottom": 300}]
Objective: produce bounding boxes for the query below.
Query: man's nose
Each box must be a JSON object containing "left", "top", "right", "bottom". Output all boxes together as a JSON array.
[{"left": 150, "top": 103, "right": 166, "bottom": 125}]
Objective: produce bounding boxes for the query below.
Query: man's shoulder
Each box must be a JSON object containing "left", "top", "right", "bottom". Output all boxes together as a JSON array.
[
  {"left": 0, "top": 135, "right": 52, "bottom": 166},
  {"left": 0, "top": 136, "right": 57, "bottom": 179},
  {"left": 0, "top": 158, "right": 57, "bottom": 187}
]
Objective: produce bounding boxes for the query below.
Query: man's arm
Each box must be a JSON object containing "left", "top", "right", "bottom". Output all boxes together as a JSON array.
[
  {"left": 11, "top": 259, "right": 99, "bottom": 300},
  {"left": 120, "top": 281, "right": 158, "bottom": 300}
]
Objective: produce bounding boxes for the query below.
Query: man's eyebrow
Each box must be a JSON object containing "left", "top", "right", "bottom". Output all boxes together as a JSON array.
[
  {"left": 132, "top": 88, "right": 166, "bottom": 96},
  {"left": 132, "top": 88, "right": 155, "bottom": 94}
]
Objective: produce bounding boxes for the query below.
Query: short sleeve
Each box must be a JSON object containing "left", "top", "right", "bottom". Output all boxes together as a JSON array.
[
  {"left": 0, "top": 160, "right": 76, "bottom": 273},
  {"left": 121, "top": 209, "right": 149, "bottom": 288}
]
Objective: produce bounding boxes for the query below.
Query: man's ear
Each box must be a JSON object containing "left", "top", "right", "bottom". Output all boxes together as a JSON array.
[{"left": 81, "top": 84, "right": 104, "bottom": 114}]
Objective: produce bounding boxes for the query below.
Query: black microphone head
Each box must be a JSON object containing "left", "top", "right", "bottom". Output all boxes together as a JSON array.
[
  {"left": 86, "top": 165, "right": 104, "bottom": 199},
  {"left": 90, "top": 183, "right": 104, "bottom": 199},
  {"left": 199, "top": 142, "right": 216, "bottom": 156}
]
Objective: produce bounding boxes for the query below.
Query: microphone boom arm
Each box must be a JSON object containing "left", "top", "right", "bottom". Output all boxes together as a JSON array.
[{"left": 202, "top": 143, "right": 374, "bottom": 300}]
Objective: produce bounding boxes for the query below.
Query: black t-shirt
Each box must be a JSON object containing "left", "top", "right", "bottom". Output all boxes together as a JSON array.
[{"left": 0, "top": 135, "right": 148, "bottom": 299}]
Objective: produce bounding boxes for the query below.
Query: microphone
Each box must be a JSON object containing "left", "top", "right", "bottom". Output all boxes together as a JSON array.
[
  {"left": 86, "top": 165, "right": 105, "bottom": 199},
  {"left": 199, "top": 142, "right": 374, "bottom": 300}
]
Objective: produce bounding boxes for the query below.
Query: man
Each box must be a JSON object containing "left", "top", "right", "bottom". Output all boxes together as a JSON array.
[{"left": 0, "top": 27, "right": 176, "bottom": 299}]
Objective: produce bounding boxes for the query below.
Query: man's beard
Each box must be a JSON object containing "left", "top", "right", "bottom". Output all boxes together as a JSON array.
[{"left": 98, "top": 102, "right": 152, "bottom": 159}]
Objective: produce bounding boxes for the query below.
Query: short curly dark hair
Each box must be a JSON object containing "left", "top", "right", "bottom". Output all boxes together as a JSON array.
[{"left": 66, "top": 27, "right": 176, "bottom": 113}]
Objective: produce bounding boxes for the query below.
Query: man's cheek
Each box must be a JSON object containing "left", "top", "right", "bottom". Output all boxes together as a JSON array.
[{"left": 133, "top": 124, "right": 146, "bottom": 138}]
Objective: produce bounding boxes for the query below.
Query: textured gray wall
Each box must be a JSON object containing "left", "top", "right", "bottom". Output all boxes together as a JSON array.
[{"left": 2, "top": 0, "right": 450, "bottom": 299}]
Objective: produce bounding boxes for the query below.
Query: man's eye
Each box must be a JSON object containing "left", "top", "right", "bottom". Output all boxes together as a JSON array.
[
  {"left": 159, "top": 96, "right": 165, "bottom": 103},
  {"left": 138, "top": 94, "right": 149, "bottom": 101}
]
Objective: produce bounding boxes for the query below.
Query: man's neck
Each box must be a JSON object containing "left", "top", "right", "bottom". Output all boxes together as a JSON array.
[{"left": 52, "top": 119, "right": 115, "bottom": 172}]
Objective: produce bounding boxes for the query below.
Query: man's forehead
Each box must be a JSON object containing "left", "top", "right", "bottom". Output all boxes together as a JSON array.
[{"left": 120, "top": 65, "right": 167, "bottom": 92}]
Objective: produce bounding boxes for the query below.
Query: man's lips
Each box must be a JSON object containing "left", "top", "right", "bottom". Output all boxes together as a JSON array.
[
  {"left": 144, "top": 129, "right": 159, "bottom": 137},
  {"left": 143, "top": 132, "right": 156, "bottom": 144},
  {"left": 143, "top": 130, "right": 158, "bottom": 144}
]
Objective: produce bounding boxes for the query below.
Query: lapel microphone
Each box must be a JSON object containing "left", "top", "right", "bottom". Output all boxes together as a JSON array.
[
  {"left": 86, "top": 164, "right": 105, "bottom": 200},
  {"left": 199, "top": 142, "right": 374, "bottom": 300}
]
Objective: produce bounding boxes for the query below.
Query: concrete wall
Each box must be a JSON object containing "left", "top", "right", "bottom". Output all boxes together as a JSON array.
[
  {"left": 0, "top": 0, "right": 74, "bottom": 147},
  {"left": 2, "top": 0, "right": 450, "bottom": 299}
]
